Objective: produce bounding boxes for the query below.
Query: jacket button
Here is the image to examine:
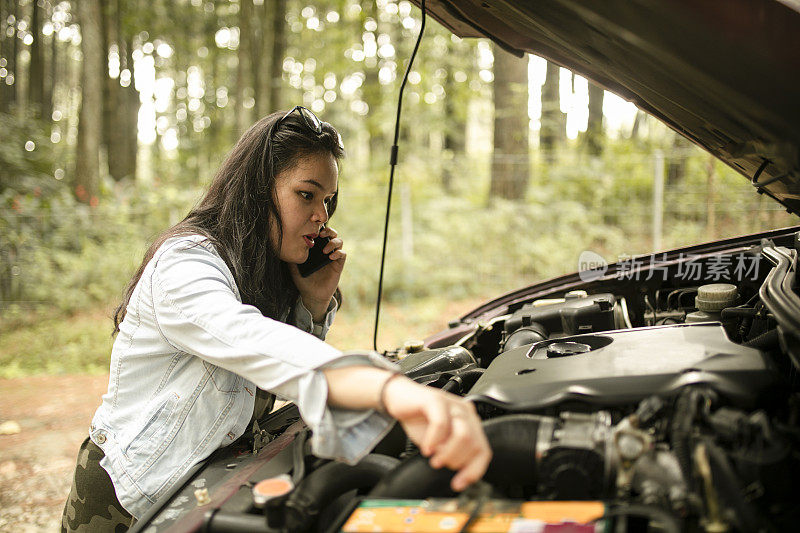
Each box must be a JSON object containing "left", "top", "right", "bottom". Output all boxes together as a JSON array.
[
  {"left": 227, "top": 432, "right": 235, "bottom": 440},
  {"left": 95, "top": 432, "right": 107, "bottom": 444}
]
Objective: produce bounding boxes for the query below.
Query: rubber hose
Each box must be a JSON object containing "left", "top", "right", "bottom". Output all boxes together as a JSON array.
[
  {"left": 440, "top": 378, "right": 461, "bottom": 394},
  {"left": 406, "top": 369, "right": 488, "bottom": 458},
  {"left": 702, "top": 438, "right": 763, "bottom": 532},
  {"left": 368, "top": 414, "right": 544, "bottom": 498},
  {"left": 404, "top": 369, "right": 490, "bottom": 467},
  {"left": 744, "top": 328, "right": 780, "bottom": 350},
  {"left": 455, "top": 368, "right": 485, "bottom": 392},
  {"left": 284, "top": 453, "right": 400, "bottom": 532},
  {"left": 503, "top": 323, "right": 548, "bottom": 351},
  {"left": 291, "top": 429, "right": 308, "bottom": 485},
  {"left": 203, "top": 510, "right": 271, "bottom": 533},
  {"left": 720, "top": 307, "right": 758, "bottom": 320},
  {"left": 670, "top": 391, "right": 697, "bottom": 492},
  {"left": 440, "top": 368, "right": 486, "bottom": 395}
]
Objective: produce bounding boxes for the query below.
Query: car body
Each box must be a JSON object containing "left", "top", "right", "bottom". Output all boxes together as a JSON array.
[{"left": 132, "top": 1, "right": 800, "bottom": 531}]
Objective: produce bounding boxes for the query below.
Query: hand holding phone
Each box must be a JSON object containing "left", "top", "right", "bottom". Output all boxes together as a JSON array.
[{"left": 297, "top": 235, "right": 333, "bottom": 277}]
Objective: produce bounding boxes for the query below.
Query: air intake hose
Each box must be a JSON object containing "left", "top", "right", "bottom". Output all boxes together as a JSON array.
[
  {"left": 284, "top": 453, "right": 400, "bottom": 531},
  {"left": 369, "top": 414, "right": 544, "bottom": 498}
]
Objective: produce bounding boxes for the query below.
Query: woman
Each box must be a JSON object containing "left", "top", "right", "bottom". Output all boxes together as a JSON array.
[{"left": 61, "top": 107, "right": 491, "bottom": 531}]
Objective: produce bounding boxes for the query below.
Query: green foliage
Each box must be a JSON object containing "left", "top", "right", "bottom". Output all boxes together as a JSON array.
[
  {"left": 3, "top": 0, "right": 797, "bottom": 378},
  {"left": 1, "top": 111, "right": 66, "bottom": 309},
  {"left": 0, "top": 116, "right": 203, "bottom": 319},
  {"left": 4, "top": 130, "right": 791, "bottom": 377},
  {"left": 0, "top": 307, "right": 115, "bottom": 377},
  {"left": 0, "top": 293, "right": 479, "bottom": 377}
]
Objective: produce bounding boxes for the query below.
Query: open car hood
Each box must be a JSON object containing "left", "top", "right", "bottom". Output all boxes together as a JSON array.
[{"left": 412, "top": 0, "right": 800, "bottom": 214}]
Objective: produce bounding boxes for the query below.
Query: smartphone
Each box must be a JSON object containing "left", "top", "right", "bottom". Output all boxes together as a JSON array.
[{"left": 297, "top": 235, "right": 332, "bottom": 277}]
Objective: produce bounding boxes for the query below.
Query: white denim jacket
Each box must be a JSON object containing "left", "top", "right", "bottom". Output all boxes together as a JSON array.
[{"left": 90, "top": 235, "right": 396, "bottom": 518}]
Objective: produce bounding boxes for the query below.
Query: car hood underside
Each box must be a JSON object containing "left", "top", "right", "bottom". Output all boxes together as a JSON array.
[{"left": 413, "top": 0, "right": 800, "bottom": 214}]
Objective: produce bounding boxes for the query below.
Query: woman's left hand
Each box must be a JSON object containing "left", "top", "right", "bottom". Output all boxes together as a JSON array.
[{"left": 289, "top": 226, "right": 346, "bottom": 322}]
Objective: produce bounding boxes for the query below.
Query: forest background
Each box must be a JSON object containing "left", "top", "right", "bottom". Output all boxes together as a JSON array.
[{"left": 0, "top": 0, "right": 796, "bottom": 377}]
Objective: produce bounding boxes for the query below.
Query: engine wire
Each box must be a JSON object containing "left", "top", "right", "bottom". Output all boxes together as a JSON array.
[
  {"left": 619, "top": 297, "right": 633, "bottom": 328},
  {"left": 644, "top": 294, "right": 657, "bottom": 326},
  {"left": 373, "top": 0, "right": 427, "bottom": 351},
  {"left": 291, "top": 429, "right": 309, "bottom": 485},
  {"left": 457, "top": 481, "right": 492, "bottom": 533}
]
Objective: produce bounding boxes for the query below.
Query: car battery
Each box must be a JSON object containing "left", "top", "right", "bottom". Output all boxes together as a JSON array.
[{"left": 341, "top": 498, "right": 605, "bottom": 532}]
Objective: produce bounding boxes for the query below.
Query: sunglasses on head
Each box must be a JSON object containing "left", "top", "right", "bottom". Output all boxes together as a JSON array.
[
  {"left": 277, "top": 105, "right": 323, "bottom": 134},
  {"left": 269, "top": 106, "right": 344, "bottom": 149}
]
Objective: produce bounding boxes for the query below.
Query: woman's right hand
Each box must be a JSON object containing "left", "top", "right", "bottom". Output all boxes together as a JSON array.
[{"left": 381, "top": 375, "right": 492, "bottom": 492}]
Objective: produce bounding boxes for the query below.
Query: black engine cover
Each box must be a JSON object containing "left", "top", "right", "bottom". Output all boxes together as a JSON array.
[{"left": 468, "top": 323, "right": 777, "bottom": 410}]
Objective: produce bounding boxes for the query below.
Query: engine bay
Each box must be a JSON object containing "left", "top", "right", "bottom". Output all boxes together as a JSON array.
[
  {"left": 132, "top": 230, "right": 800, "bottom": 533},
  {"left": 470, "top": 322, "right": 777, "bottom": 412}
]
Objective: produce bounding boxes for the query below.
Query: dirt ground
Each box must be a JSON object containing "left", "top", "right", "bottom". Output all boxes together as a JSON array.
[{"left": 0, "top": 374, "right": 108, "bottom": 532}]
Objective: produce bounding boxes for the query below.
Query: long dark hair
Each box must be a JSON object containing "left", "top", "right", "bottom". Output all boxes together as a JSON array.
[{"left": 113, "top": 110, "right": 344, "bottom": 333}]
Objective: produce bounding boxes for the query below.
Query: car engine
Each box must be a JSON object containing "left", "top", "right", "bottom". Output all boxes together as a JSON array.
[
  {"left": 381, "top": 238, "right": 797, "bottom": 532},
  {"left": 133, "top": 233, "right": 800, "bottom": 533}
]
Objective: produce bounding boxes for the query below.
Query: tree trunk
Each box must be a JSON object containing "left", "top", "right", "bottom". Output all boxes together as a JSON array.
[
  {"left": 259, "top": 0, "right": 274, "bottom": 116},
  {"left": 236, "top": 0, "right": 253, "bottom": 134},
  {"left": 706, "top": 154, "right": 716, "bottom": 239},
  {"left": 249, "top": 0, "right": 264, "bottom": 116},
  {"left": 630, "top": 109, "right": 645, "bottom": 139},
  {"left": 540, "top": 60, "right": 565, "bottom": 165},
  {"left": 100, "top": 0, "right": 112, "bottom": 169},
  {"left": 207, "top": 19, "right": 223, "bottom": 161},
  {"left": 442, "top": 79, "right": 465, "bottom": 192},
  {"left": 29, "top": 0, "right": 45, "bottom": 118},
  {"left": 43, "top": 1, "right": 56, "bottom": 121},
  {"left": 268, "top": 0, "right": 287, "bottom": 112},
  {"left": 0, "top": 0, "right": 8, "bottom": 113},
  {"left": 75, "top": 0, "right": 104, "bottom": 201},
  {"left": 360, "top": 0, "right": 384, "bottom": 164},
  {"left": 103, "top": 0, "right": 129, "bottom": 181},
  {"left": 122, "top": 41, "right": 138, "bottom": 181},
  {"left": 583, "top": 81, "right": 604, "bottom": 155},
  {"left": 441, "top": 39, "right": 467, "bottom": 193},
  {"left": 490, "top": 45, "right": 529, "bottom": 200},
  {"left": 111, "top": 2, "right": 138, "bottom": 184},
  {"left": 667, "top": 133, "right": 692, "bottom": 185},
  {"left": 3, "top": 0, "right": 20, "bottom": 112}
]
